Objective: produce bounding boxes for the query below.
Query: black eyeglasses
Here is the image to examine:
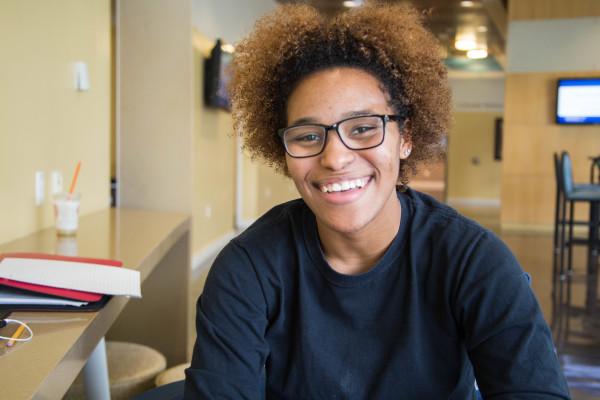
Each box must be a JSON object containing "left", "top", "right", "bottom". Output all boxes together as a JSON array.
[{"left": 277, "top": 114, "right": 404, "bottom": 158}]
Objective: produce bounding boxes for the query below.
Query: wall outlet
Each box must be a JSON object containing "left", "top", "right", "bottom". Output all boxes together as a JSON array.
[
  {"left": 35, "top": 171, "right": 45, "bottom": 206},
  {"left": 51, "top": 170, "right": 63, "bottom": 194},
  {"left": 204, "top": 205, "right": 212, "bottom": 218}
]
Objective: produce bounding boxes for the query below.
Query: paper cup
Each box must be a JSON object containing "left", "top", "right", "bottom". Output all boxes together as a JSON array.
[{"left": 53, "top": 193, "right": 81, "bottom": 236}]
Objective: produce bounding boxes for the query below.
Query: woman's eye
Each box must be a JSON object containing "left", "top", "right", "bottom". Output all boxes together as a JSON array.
[
  {"left": 293, "top": 133, "right": 321, "bottom": 143},
  {"left": 350, "top": 125, "right": 376, "bottom": 135}
]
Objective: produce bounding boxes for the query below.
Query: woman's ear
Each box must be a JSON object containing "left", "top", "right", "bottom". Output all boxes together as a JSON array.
[{"left": 398, "top": 119, "right": 412, "bottom": 160}]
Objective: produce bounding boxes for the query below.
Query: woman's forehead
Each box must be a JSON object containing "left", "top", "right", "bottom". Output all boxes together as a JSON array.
[{"left": 286, "top": 67, "right": 392, "bottom": 123}]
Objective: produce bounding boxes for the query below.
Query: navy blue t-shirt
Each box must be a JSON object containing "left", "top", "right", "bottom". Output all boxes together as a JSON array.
[{"left": 185, "top": 189, "right": 569, "bottom": 399}]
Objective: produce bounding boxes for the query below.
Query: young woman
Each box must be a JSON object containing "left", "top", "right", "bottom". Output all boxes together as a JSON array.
[{"left": 185, "top": 3, "right": 569, "bottom": 399}]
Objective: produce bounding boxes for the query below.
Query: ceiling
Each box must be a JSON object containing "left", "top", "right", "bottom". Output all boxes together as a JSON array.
[{"left": 275, "top": 0, "right": 508, "bottom": 73}]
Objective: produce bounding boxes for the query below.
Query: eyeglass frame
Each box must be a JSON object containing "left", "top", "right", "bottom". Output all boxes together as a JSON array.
[{"left": 276, "top": 114, "right": 406, "bottom": 158}]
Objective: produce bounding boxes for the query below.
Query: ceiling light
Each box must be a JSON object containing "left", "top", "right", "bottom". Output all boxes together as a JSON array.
[
  {"left": 343, "top": 0, "right": 363, "bottom": 7},
  {"left": 220, "top": 44, "right": 235, "bottom": 53},
  {"left": 476, "top": 26, "right": 488, "bottom": 32},
  {"left": 454, "top": 26, "right": 480, "bottom": 51},
  {"left": 467, "top": 48, "right": 488, "bottom": 59},
  {"left": 455, "top": 34, "right": 477, "bottom": 51},
  {"left": 460, "top": 1, "right": 475, "bottom": 7}
]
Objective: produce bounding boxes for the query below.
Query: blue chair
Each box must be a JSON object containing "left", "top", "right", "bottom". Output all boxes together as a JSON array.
[
  {"left": 559, "top": 152, "right": 600, "bottom": 276},
  {"left": 556, "top": 152, "right": 600, "bottom": 319}
]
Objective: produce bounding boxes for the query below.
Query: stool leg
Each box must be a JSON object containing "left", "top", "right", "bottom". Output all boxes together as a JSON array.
[
  {"left": 559, "top": 196, "right": 568, "bottom": 280},
  {"left": 567, "top": 200, "right": 575, "bottom": 275},
  {"left": 552, "top": 189, "right": 563, "bottom": 330},
  {"left": 83, "top": 337, "right": 111, "bottom": 400}
]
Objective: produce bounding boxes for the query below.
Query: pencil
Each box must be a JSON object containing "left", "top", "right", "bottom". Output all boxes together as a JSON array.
[{"left": 6, "top": 324, "right": 25, "bottom": 347}]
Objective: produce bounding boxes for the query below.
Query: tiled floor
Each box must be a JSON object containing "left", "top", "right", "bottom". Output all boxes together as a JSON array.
[
  {"left": 189, "top": 205, "right": 600, "bottom": 399},
  {"left": 458, "top": 206, "right": 600, "bottom": 400}
]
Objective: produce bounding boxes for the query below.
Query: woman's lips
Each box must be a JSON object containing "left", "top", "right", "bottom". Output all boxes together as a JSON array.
[
  {"left": 317, "top": 176, "right": 371, "bottom": 193},
  {"left": 314, "top": 176, "right": 373, "bottom": 204}
]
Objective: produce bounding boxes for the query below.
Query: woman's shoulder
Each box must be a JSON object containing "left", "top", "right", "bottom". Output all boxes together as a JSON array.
[
  {"left": 403, "top": 188, "right": 487, "bottom": 238},
  {"left": 236, "top": 198, "right": 306, "bottom": 241},
  {"left": 208, "top": 199, "right": 308, "bottom": 284}
]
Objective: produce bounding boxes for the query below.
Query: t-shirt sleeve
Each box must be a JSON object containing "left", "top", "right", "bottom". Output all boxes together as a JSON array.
[
  {"left": 453, "top": 231, "right": 570, "bottom": 399},
  {"left": 184, "top": 241, "right": 269, "bottom": 399}
]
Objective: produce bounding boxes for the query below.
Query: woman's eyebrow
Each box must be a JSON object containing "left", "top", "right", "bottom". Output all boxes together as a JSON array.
[
  {"left": 288, "top": 117, "right": 319, "bottom": 126},
  {"left": 288, "top": 110, "right": 376, "bottom": 126}
]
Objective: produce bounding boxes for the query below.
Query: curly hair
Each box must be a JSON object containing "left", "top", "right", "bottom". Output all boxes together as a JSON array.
[{"left": 230, "top": 2, "right": 451, "bottom": 185}]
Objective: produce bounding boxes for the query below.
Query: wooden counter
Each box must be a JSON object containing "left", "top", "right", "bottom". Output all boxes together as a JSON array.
[{"left": 0, "top": 208, "right": 191, "bottom": 399}]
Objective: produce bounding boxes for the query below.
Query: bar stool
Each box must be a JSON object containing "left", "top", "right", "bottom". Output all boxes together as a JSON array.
[
  {"left": 64, "top": 341, "right": 167, "bottom": 400},
  {"left": 554, "top": 152, "right": 600, "bottom": 277},
  {"left": 559, "top": 152, "right": 600, "bottom": 305},
  {"left": 591, "top": 155, "right": 600, "bottom": 184}
]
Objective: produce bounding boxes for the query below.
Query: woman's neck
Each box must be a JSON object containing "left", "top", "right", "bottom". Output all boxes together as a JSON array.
[{"left": 317, "top": 193, "right": 401, "bottom": 275}]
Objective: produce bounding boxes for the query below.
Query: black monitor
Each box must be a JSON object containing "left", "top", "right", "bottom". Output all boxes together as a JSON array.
[
  {"left": 204, "top": 39, "right": 233, "bottom": 111},
  {"left": 556, "top": 78, "right": 600, "bottom": 125}
]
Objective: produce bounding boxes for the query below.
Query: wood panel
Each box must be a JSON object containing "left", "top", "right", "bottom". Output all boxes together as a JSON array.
[
  {"left": 447, "top": 112, "right": 502, "bottom": 203},
  {"left": 509, "top": 0, "right": 600, "bottom": 21},
  {"left": 501, "top": 71, "right": 600, "bottom": 229}
]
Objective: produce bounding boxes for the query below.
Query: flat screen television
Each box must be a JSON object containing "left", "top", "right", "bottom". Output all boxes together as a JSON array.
[
  {"left": 556, "top": 78, "right": 600, "bottom": 124},
  {"left": 204, "top": 39, "right": 233, "bottom": 110}
]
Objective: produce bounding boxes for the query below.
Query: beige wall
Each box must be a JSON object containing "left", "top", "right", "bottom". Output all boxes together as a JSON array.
[
  {"left": 118, "top": 0, "right": 193, "bottom": 214},
  {"left": 240, "top": 155, "right": 298, "bottom": 223},
  {"left": 256, "top": 164, "right": 299, "bottom": 216},
  {"left": 447, "top": 112, "right": 502, "bottom": 203},
  {"left": 241, "top": 152, "right": 260, "bottom": 222},
  {"left": 190, "top": 29, "right": 294, "bottom": 250},
  {"left": 0, "top": 0, "right": 111, "bottom": 244},
  {"left": 192, "top": 31, "right": 237, "bottom": 249}
]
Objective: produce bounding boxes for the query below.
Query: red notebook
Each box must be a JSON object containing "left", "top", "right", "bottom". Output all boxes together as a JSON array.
[{"left": 0, "top": 252, "right": 123, "bottom": 302}]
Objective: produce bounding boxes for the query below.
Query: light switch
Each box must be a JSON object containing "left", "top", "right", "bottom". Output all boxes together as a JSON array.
[
  {"left": 35, "top": 171, "right": 45, "bottom": 206},
  {"left": 74, "top": 62, "right": 90, "bottom": 91},
  {"left": 51, "top": 170, "right": 63, "bottom": 194}
]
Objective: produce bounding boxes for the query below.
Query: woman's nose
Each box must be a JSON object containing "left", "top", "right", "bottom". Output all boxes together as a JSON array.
[{"left": 319, "top": 130, "right": 355, "bottom": 170}]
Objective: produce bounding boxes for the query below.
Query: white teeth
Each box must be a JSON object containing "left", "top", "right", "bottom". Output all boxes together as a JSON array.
[{"left": 320, "top": 178, "right": 368, "bottom": 193}]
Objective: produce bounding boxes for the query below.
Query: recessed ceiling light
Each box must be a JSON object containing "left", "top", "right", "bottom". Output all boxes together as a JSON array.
[
  {"left": 460, "top": 1, "right": 475, "bottom": 7},
  {"left": 343, "top": 0, "right": 363, "bottom": 7},
  {"left": 455, "top": 38, "right": 477, "bottom": 50},
  {"left": 467, "top": 48, "right": 488, "bottom": 59},
  {"left": 220, "top": 44, "right": 235, "bottom": 53}
]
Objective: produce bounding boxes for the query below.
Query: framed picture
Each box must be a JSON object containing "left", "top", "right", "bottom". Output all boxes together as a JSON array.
[{"left": 494, "top": 117, "right": 503, "bottom": 161}]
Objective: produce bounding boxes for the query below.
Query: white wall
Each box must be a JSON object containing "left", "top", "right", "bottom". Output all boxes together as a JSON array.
[
  {"left": 192, "top": 0, "right": 276, "bottom": 44},
  {"left": 507, "top": 17, "right": 600, "bottom": 73},
  {"left": 449, "top": 75, "right": 505, "bottom": 112}
]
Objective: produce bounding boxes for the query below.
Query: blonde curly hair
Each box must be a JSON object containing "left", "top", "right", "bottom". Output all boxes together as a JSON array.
[{"left": 230, "top": 2, "right": 450, "bottom": 184}]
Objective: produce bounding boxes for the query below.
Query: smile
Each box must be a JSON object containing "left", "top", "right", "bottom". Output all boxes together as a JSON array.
[{"left": 319, "top": 177, "right": 370, "bottom": 193}]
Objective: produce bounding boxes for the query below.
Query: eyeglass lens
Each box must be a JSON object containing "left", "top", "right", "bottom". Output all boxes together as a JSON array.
[{"left": 283, "top": 115, "right": 385, "bottom": 157}]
